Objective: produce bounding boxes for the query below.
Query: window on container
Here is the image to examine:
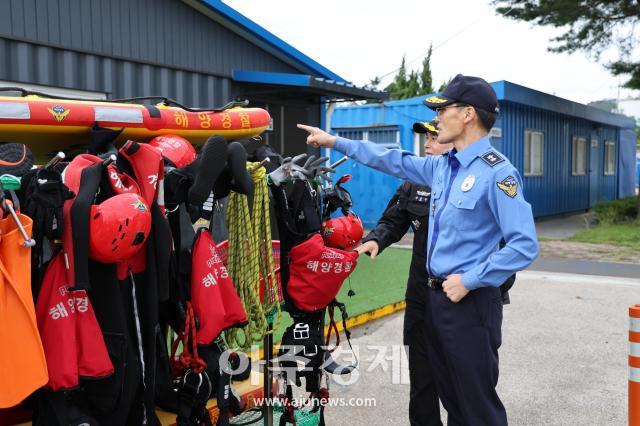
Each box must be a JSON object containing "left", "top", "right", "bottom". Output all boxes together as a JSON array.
[
  {"left": 604, "top": 140, "right": 616, "bottom": 175},
  {"left": 335, "top": 130, "right": 364, "bottom": 141},
  {"left": 366, "top": 127, "right": 400, "bottom": 148},
  {"left": 524, "top": 130, "right": 544, "bottom": 176},
  {"left": 571, "top": 137, "right": 587, "bottom": 176}
]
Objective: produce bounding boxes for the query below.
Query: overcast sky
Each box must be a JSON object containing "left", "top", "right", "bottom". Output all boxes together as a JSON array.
[{"left": 223, "top": 0, "right": 637, "bottom": 105}]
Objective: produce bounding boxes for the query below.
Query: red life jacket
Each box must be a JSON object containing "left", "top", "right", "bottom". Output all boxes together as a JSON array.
[
  {"left": 35, "top": 252, "right": 113, "bottom": 391},
  {"left": 286, "top": 233, "right": 359, "bottom": 312},
  {"left": 190, "top": 230, "right": 247, "bottom": 345},
  {"left": 116, "top": 141, "right": 165, "bottom": 279}
]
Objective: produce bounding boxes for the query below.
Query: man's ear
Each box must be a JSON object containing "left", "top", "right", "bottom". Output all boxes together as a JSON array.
[{"left": 463, "top": 107, "right": 475, "bottom": 125}]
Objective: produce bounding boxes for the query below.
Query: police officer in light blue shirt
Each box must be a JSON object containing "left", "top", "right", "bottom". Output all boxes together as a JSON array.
[{"left": 298, "top": 74, "right": 538, "bottom": 426}]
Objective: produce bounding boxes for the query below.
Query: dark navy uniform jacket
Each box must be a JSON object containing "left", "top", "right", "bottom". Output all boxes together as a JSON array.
[{"left": 362, "top": 182, "right": 430, "bottom": 303}]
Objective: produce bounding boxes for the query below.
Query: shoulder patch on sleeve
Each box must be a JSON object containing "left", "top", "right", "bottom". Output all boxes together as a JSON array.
[
  {"left": 496, "top": 175, "right": 518, "bottom": 198},
  {"left": 480, "top": 151, "right": 505, "bottom": 167}
]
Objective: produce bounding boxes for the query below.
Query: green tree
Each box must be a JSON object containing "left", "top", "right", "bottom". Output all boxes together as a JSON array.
[
  {"left": 438, "top": 77, "right": 452, "bottom": 92},
  {"left": 493, "top": 0, "right": 640, "bottom": 90},
  {"left": 406, "top": 71, "right": 421, "bottom": 98},
  {"left": 384, "top": 56, "right": 409, "bottom": 100},
  {"left": 419, "top": 44, "right": 434, "bottom": 94},
  {"left": 363, "top": 76, "right": 383, "bottom": 104}
]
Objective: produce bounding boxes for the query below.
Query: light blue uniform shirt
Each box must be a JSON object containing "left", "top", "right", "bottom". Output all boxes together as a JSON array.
[{"left": 334, "top": 135, "right": 538, "bottom": 290}]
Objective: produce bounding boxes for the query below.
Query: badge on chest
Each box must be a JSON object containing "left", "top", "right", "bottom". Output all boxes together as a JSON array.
[{"left": 461, "top": 175, "right": 475, "bottom": 192}]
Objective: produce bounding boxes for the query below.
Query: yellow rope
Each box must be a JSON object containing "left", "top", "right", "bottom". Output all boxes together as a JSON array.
[
  {"left": 224, "top": 162, "right": 280, "bottom": 350},
  {"left": 251, "top": 165, "right": 281, "bottom": 330}
]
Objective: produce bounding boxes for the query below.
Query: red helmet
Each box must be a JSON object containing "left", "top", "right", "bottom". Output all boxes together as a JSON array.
[
  {"left": 89, "top": 193, "right": 152, "bottom": 263},
  {"left": 148, "top": 134, "right": 196, "bottom": 168},
  {"left": 321, "top": 213, "right": 363, "bottom": 250}
]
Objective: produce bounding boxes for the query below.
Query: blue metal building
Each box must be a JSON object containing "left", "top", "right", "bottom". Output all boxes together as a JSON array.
[{"left": 326, "top": 81, "right": 637, "bottom": 226}]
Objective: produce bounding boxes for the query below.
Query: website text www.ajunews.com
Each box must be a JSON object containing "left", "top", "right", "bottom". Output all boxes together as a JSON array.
[{"left": 254, "top": 396, "right": 377, "bottom": 408}]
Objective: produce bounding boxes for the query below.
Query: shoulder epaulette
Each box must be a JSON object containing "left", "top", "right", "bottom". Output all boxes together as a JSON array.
[{"left": 480, "top": 151, "right": 505, "bottom": 167}]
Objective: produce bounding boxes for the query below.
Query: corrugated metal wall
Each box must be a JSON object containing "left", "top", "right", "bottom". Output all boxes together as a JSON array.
[
  {"left": 0, "top": 37, "right": 238, "bottom": 107},
  {"left": 0, "top": 0, "right": 298, "bottom": 107},
  {"left": 0, "top": 0, "right": 296, "bottom": 78},
  {"left": 499, "top": 101, "right": 618, "bottom": 216}
]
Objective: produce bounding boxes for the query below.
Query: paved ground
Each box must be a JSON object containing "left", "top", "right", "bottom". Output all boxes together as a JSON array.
[
  {"left": 323, "top": 270, "right": 639, "bottom": 426},
  {"left": 534, "top": 213, "right": 592, "bottom": 240},
  {"left": 532, "top": 257, "right": 640, "bottom": 278}
]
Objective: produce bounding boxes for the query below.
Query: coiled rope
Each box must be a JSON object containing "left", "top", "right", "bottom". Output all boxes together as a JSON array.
[{"left": 224, "top": 163, "right": 280, "bottom": 350}]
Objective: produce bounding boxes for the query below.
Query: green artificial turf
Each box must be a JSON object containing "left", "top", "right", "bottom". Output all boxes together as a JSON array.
[
  {"left": 265, "top": 247, "right": 412, "bottom": 342},
  {"left": 334, "top": 247, "right": 411, "bottom": 316}
]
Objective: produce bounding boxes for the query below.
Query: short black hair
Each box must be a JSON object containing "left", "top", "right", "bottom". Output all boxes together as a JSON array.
[{"left": 474, "top": 107, "right": 497, "bottom": 132}]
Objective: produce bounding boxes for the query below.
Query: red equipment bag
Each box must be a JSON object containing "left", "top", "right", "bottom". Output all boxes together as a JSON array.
[
  {"left": 190, "top": 230, "right": 247, "bottom": 345},
  {"left": 35, "top": 252, "right": 113, "bottom": 391},
  {"left": 287, "top": 233, "right": 359, "bottom": 312}
]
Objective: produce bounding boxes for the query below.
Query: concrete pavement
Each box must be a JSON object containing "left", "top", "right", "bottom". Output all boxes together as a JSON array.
[
  {"left": 535, "top": 213, "right": 590, "bottom": 240},
  {"left": 323, "top": 270, "right": 638, "bottom": 425},
  {"left": 531, "top": 257, "right": 640, "bottom": 278}
]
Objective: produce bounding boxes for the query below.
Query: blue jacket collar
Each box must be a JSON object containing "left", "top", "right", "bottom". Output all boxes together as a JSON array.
[{"left": 454, "top": 136, "right": 492, "bottom": 168}]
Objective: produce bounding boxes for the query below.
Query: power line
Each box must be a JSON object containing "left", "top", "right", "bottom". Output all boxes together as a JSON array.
[{"left": 375, "top": 5, "right": 517, "bottom": 85}]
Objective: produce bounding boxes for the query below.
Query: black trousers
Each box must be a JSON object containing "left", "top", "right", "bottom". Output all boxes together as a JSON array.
[
  {"left": 424, "top": 286, "right": 507, "bottom": 426},
  {"left": 404, "top": 279, "right": 443, "bottom": 426}
]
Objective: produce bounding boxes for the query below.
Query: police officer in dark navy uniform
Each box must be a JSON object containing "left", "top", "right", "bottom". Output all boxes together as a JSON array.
[
  {"left": 357, "top": 119, "right": 449, "bottom": 426},
  {"left": 299, "top": 74, "right": 539, "bottom": 426}
]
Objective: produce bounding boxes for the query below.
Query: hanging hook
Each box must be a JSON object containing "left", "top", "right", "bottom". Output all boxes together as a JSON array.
[
  {"left": 45, "top": 152, "right": 65, "bottom": 170},
  {"left": 0, "top": 184, "right": 35, "bottom": 248},
  {"left": 250, "top": 157, "right": 270, "bottom": 172},
  {"left": 329, "top": 156, "right": 348, "bottom": 169},
  {"left": 102, "top": 154, "right": 117, "bottom": 167}
]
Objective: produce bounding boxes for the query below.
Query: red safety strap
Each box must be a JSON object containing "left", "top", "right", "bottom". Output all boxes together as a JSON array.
[
  {"left": 171, "top": 302, "right": 207, "bottom": 377},
  {"left": 324, "top": 305, "right": 340, "bottom": 352}
]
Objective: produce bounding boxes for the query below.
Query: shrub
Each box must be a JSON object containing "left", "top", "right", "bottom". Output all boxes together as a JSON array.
[{"left": 592, "top": 197, "right": 638, "bottom": 224}]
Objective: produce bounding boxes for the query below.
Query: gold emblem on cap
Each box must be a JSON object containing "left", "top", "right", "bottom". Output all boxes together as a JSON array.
[
  {"left": 425, "top": 122, "right": 438, "bottom": 132},
  {"left": 424, "top": 96, "right": 448, "bottom": 104}
]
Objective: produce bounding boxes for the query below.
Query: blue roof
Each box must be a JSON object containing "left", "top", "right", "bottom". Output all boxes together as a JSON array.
[
  {"left": 192, "top": 0, "right": 346, "bottom": 82},
  {"left": 336, "top": 80, "right": 635, "bottom": 129},
  {"left": 232, "top": 70, "right": 387, "bottom": 100}
]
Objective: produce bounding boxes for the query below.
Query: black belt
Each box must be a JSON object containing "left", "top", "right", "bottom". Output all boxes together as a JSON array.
[{"left": 426, "top": 276, "right": 445, "bottom": 290}]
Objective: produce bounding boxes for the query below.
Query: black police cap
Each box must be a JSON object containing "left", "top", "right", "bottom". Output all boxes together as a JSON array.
[
  {"left": 413, "top": 118, "right": 439, "bottom": 135},
  {"left": 422, "top": 74, "right": 499, "bottom": 113}
]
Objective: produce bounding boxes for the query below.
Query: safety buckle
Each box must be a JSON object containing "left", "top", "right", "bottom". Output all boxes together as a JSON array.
[
  {"left": 181, "top": 369, "right": 204, "bottom": 395},
  {"left": 181, "top": 369, "right": 213, "bottom": 403}
]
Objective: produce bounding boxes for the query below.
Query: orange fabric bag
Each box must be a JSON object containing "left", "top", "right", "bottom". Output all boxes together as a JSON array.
[{"left": 0, "top": 213, "right": 48, "bottom": 408}]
